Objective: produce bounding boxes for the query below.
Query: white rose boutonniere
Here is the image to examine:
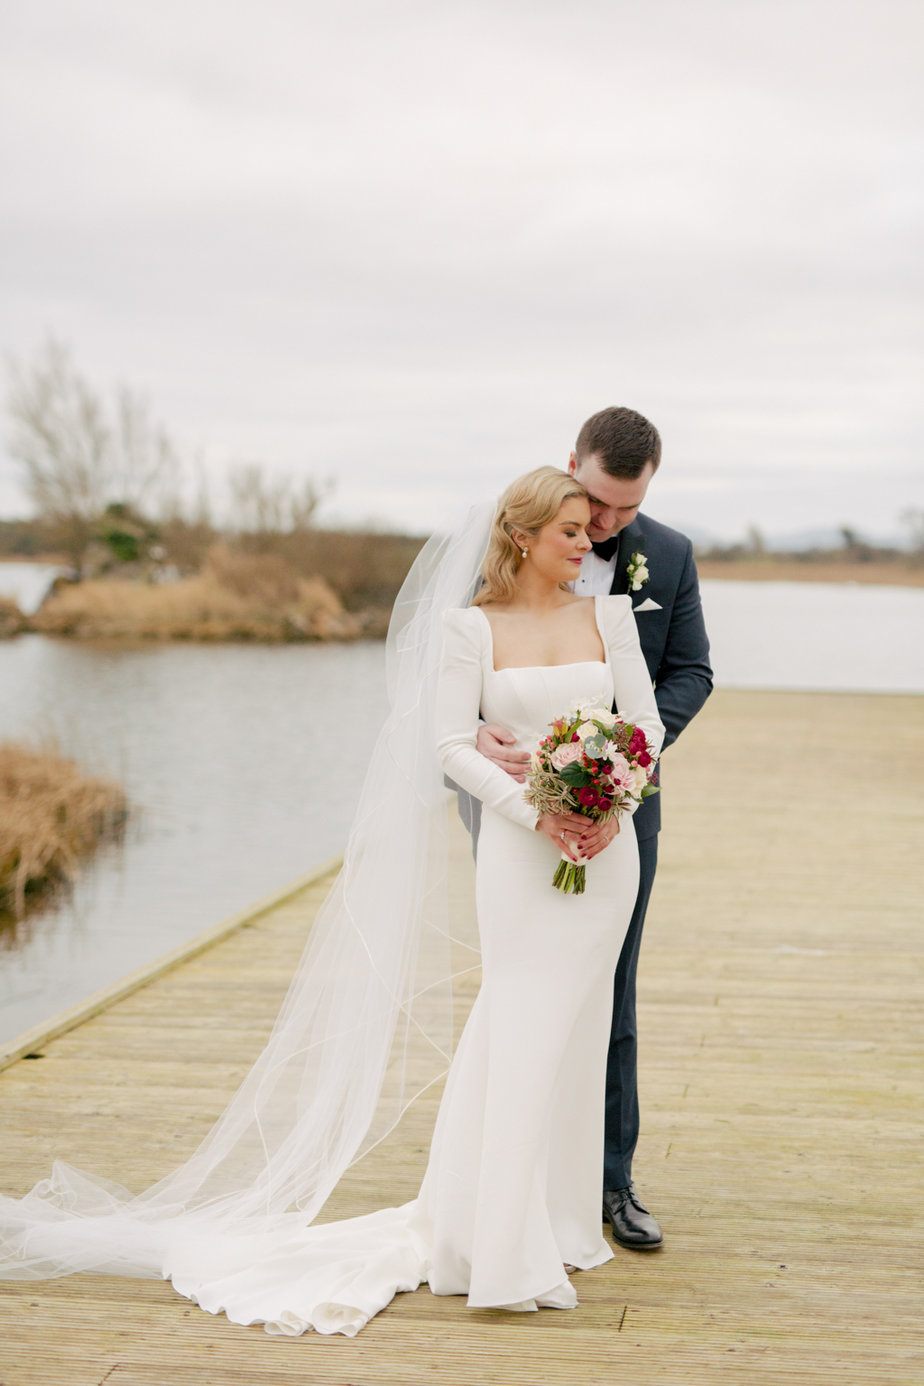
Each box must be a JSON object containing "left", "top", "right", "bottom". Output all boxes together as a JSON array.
[{"left": 626, "top": 551, "right": 649, "bottom": 592}]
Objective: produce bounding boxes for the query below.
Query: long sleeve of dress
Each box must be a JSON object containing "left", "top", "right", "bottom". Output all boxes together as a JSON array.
[{"left": 435, "top": 608, "right": 540, "bottom": 832}]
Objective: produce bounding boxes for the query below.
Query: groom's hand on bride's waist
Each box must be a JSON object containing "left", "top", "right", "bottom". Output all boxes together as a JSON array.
[{"left": 477, "top": 723, "right": 530, "bottom": 781}]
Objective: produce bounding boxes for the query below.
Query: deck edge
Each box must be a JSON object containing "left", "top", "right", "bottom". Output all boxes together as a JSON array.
[{"left": 0, "top": 854, "right": 343, "bottom": 1072}]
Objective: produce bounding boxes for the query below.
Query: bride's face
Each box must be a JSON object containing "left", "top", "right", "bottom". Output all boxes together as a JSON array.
[{"left": 523, "top": 496, "right": 593, "bottom": 582}]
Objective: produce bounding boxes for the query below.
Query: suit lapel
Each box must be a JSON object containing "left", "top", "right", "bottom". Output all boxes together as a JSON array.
[{"left": 609, "top": 518, "right": 646, "bottom": 597}]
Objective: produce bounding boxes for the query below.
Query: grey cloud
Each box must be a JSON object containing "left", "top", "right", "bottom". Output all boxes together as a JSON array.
[{"left": 0, "top": 0, "right": 921, "bottom": 537}]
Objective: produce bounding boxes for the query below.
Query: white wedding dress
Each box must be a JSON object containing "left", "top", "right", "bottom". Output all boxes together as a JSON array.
[{"left": 1, "top": 594, "right": 663, "bottom": 1337}]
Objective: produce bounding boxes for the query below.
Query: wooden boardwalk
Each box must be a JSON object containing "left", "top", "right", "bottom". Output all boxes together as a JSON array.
[{"left": 1, "top": 690, "right": 921, "bottom": 1386}]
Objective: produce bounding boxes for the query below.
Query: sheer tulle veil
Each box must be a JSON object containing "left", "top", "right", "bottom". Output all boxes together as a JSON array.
[{"left": 0, "top": 498, "right": 495, "bottom": 1281}]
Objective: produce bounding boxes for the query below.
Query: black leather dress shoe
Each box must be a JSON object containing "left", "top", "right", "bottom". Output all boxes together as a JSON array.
[{"left": 602, "top": 1183, "right": 663, "bottom": 1249}]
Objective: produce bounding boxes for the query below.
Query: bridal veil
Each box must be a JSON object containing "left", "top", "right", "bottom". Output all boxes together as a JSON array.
[{"left": 0, "top": 499, "right": 494, "bottom": 1281}]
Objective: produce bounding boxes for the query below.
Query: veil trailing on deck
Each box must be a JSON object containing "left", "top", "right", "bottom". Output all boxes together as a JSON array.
[{"left": 0, "top": 499, "right": 495, "bottom": 1282}]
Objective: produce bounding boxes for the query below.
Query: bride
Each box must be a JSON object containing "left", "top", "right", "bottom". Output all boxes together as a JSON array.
[{"left": 0, "top": 466, "right": 663, "bottom": 1336}]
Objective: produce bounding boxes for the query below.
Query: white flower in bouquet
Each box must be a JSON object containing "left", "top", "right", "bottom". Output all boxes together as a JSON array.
[
  {"left": 631, "top": 763, "right": 650, "bottom": 794},
  {"left": 575, "top": 703, "right": 617, "bottom": 729}
]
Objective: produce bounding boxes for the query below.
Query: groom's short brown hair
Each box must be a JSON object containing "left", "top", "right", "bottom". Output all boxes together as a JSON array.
[{"left": 575, "top": 406, "right": 661, "bottom": 478}]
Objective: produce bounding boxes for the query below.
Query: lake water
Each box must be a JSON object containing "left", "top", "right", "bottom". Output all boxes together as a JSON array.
[
  {"left": 1, "top": 561, "right": 922, "bottom": 1045},
  {"left": 0, "top": 562, "right": 62, "bottom": 614}
]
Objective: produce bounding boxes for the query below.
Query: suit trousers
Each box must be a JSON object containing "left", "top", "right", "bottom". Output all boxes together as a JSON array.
[{"left": 602, "top": 830, "right": 658, "bottom": 1191}]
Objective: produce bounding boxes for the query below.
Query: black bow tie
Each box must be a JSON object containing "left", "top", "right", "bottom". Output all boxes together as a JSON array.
[{"left": 590, "top": 536, "right": 620, "bottom": 562}]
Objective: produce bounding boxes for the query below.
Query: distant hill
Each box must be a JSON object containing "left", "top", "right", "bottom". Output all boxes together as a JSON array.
[
  {"left": 765, "top": 527, "right": 911, "bottom": 553},
  {"left": 687, "top": 525, "right": 912, "bottom": 554}
]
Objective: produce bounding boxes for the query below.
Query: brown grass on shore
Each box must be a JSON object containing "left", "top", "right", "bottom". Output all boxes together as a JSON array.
[
  {"left": 695, "top": 557, "right": 924, "bottom": 586},
  {"left": 6, "top": 549, "right": 921, "bottom": 648},
  {"left": 32, "top": 547, "right": 364, "bottom": 642},
  {"left": 0, "top": 742, "right": 128, "bottom": 919},
  {"left": 0, "top": 596, "right": 27, "bottom": 639}
]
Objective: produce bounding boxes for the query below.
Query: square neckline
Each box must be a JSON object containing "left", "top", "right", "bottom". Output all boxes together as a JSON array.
[{"left": 473, "top": 596, "right": 609, "bottom": 674}]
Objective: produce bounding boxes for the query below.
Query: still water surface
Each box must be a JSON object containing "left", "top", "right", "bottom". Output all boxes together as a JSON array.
[
  {"left": 1, "top": 562, "right": 921, "bottom": 1044},
  {"left": 0, "top": 632, "right": 387, "bottom": 1043}
]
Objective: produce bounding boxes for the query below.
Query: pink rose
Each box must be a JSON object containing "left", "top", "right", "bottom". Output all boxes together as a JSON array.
[
  {"left": 550, "top": 742, "right": 583, "bottom": 770},
  {"left": 606, "top": 753, "right": 634, "bottom": 790}
]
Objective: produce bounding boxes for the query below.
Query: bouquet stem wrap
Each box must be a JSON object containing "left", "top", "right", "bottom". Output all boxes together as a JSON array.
[{"left": 553, "top": 811, "right": 617, "bottom": 894}]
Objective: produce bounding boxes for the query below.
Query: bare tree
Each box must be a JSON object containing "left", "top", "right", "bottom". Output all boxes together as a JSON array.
[
  {"left": 900, "top": 506, "right": 924, "bottom": 556},
  {"left": 227, "top": 462, "right": 324, "bottom": 551},
  {"left": 110, "top": 383, "right": 182, "bottom": 517},
  {"left": 6, "top": 339, "right": 181, "bottom": 571},
  {"left": 745, "top": 524, "right": 766, "bottom": 556},
  {"left": 6, "top": 340, "right": 109, "bottom": 568}
]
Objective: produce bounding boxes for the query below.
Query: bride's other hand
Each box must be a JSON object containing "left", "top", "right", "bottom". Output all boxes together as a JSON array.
[
  {"left": 477, "top": 722, "right": 531, "bottom": 781},
  {"left": 536, "top": 811, "right": 597, "bottom": 863},
  {"left": 573, "top": 815, "right": 621, "bottom": 860}
]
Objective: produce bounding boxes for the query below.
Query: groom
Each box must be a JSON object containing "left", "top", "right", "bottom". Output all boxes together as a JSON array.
[{"left": 476, "top": 405, "right": 713, "bottom": 1250}]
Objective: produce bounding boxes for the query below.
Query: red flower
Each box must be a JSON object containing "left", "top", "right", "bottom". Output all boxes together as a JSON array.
[
  {"left": 577, "top": 786, "right": 599, "bottom": 808},
  {"left": 637, "top": 750, "right": 652, "bottom": 767}
]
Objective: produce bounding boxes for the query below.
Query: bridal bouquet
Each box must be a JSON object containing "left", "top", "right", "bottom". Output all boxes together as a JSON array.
[{"left": 524, "top": 704, "right": 660, "bottom": 895}]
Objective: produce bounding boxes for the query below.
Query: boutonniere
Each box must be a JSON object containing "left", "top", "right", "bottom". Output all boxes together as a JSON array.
[{"left": 626, "top": 551, "right": 649, "bottom": 592}]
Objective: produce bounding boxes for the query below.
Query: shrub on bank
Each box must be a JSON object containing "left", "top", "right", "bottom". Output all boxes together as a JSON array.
[
  {"left": 0, "top": 742, "right": 128, "bottom": 918},
  {"left": 250, "top": 529, "right": 426, "bottom": 612},
  {"left": 0, "top": 596, "right": 27, "bottom": 639},
  {"left": 32, "top": 547, "right": 363, "bottom": 642}
]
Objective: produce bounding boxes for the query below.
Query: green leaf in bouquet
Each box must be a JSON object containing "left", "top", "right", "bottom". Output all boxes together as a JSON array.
[{"left": 558, "top": 762, "right": 593, "bottom": 787}]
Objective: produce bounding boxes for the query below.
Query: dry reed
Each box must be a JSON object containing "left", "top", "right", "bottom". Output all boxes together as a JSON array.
[
  {"left": 0, "top": 742, "right": 128, "bottom": 918},
  {"left": 0, "top": 596, "right": 26, "bottom": 639},
  {"left": 32, "top": 547, "right": 362, "bottom": 642}
]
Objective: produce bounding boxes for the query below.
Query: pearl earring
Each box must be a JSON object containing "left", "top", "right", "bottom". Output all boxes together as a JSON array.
[{"left": 521, "top": 547, "right": 528, "bottom": 559}]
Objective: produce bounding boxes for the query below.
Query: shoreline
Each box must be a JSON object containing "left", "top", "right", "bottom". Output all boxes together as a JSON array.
[
  {"left": 2, "top": 552, "right": 922, "bottom": 589},
  {"left": 1, "top": 556, "right": 921, "bottom": 647},
  {"left": 695, "top": 557, "right": 924, "bottom": 586}
]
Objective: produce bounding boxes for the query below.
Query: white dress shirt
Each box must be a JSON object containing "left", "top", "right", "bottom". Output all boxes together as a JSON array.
[{"left": 571, "top": 548, "right": 619, "bottom": 597}]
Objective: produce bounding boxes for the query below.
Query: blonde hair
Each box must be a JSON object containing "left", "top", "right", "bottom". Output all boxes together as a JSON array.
[{"left": 472, "top": 466, "right": 589, "bottom": 607}]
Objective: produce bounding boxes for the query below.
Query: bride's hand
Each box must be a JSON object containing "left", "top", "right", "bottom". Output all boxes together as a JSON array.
[
  {"left": 571, "top": 815, "right": 621, "bottom": 860},
  {"left": 477, "top": 722, "right": 531, "bottom": 782},
  {"left": 536, "top": 810, "right": 605, "bottom": 863}
]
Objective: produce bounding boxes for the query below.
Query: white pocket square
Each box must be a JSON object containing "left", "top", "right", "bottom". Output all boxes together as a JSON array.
[{"left": 633, "top": 597, "right": 662, "bottom": 612}]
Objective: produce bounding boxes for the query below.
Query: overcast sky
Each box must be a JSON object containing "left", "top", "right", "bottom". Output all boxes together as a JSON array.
[{"left": 1, "top": 0, "right": 921, "bottom": 540}]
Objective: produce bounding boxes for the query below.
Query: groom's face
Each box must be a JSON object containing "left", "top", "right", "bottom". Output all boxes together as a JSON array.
[{"left": 568, "top": 453, "right": 655, "bottom": 541}]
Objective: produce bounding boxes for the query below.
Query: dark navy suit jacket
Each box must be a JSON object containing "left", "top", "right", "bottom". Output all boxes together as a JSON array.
[{"left": 609, "top": 513, "right": 713, "bottom": 840}]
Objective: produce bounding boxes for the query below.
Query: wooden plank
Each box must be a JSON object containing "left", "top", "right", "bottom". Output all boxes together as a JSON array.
[{"left": 0, "top": 691, "right": 922, "bottom": 1386}]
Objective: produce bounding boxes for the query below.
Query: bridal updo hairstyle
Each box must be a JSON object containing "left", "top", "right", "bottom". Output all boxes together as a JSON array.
[{"left": 472, "top": 465, "right": 589, "bottom": 607}]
